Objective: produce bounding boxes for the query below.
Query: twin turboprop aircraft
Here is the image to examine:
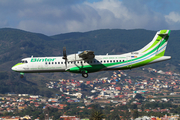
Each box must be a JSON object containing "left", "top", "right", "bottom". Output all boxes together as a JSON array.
[{"left": 12, "top": 30, "right": 171, "bottom": 78}]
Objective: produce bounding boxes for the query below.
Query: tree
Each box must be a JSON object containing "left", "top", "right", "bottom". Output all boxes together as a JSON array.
[
  {"left": 133, "top": 110, "right": 139, "bottom": 119},
  {"left": 90, "top": 110, "right": 105, "bottom": 120},
  {"left": 130, "top": 104, "right": 137, "bottom": 109},
  {"left": 109, "top": 110, "right": 120, "bottom": 120},
  {"left": 135, "top": 93, "right": 144, "bottom": 99}
]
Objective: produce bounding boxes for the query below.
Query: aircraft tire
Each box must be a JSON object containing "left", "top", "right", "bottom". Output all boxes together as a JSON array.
[
  {"left": 20, "top": 75, "right": 24, "bottom": 78},
  {"left": 82, "top": 72, "right": 88, "bottom": 78},
  {"left": 82, "top": 73, "right": 88, "bottom": 78}
]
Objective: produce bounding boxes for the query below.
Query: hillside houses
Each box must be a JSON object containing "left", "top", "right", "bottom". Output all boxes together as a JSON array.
[
  {"left": 37, "top": 68, "right": 180, "bottom": 115},
  {"left": 45, "top": 67, "right": 180, "bottom": 102},
  {"left": 1, "top": 66, "right": 180, "bottom": 119}
]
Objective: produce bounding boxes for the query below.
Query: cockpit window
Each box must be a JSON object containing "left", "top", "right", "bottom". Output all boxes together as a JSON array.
[{"left": 21, "top": 60, "right": 28, "bottom": 63}]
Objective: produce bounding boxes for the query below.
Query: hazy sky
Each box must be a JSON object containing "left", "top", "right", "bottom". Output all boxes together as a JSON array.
[{"left": 0, "top": 0, "right": 180, "bottom": 35}]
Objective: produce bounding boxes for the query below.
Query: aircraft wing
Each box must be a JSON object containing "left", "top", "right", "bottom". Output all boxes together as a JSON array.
[{"left": 78, "top": 50, "right": 95, "bottom": 59}]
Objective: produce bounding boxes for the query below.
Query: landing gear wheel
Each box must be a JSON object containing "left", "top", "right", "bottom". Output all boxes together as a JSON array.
[
  {"left": 82, "top": 73, "right": 88, "bottom": 78},
  {"left": 82, "top": 71, "right": 88, "bottom": 78},
  {"left": 20, "top": 75, "right": 24, "bottom": 78},
  {"left": 20, "top": 72, "right": 24, "bottom": 78}
]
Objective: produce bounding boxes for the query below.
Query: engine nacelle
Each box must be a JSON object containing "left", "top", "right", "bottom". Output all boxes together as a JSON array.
[
  {"left": 67, "top": 54, "right": 83, "bottom": 61},
  {"left": 67, "top": 50, "right": 95, "bottom": 61}
]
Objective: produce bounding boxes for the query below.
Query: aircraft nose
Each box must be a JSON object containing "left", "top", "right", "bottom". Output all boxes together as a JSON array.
[
  {"left": 12, "top": 65, "right": 19, "bottom": 71},
  {"left": 11, "top": 66, "right": 16, "bottom": 71},
  {"left": 11, "top": 63, "right": 23, "bottom": 71}
]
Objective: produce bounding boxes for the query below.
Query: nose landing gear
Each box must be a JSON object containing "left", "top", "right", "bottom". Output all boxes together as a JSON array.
[{"left": 20, "top": 72, "right": 24, "bottom": 78}]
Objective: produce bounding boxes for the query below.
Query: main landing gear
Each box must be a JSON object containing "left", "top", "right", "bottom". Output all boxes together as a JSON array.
[{"left": 82, "top": 71, "right": 88, "bottom": 78}]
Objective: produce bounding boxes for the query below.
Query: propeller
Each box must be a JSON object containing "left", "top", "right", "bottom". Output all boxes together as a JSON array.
[
  {"left": 63, "top": 47, "right": 67, "bottom": 59},
  {"left": 63, "top": 47, "right": 67, "bottom": 69}
]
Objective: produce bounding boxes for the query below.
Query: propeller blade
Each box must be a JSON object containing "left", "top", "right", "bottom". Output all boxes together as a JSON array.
[
  {"left": 63, "top": 47, "right": 67, "bottom": 69},
  {"left": 63, "top": 47, "right": 67, "bottom": 59}
]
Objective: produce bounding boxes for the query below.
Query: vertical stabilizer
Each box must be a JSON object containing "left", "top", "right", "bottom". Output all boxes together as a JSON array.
[{"left": 138, "top": 30, "right": 170, "bottom": 57}]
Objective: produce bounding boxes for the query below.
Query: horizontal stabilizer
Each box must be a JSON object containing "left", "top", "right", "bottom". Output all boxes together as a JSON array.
[{"left": 147, "top": 56, "right": 171, "bottom": 65}]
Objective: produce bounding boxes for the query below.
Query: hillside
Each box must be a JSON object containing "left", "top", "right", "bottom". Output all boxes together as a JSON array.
[{"left": 0, "top": 28, "right": 179, "bottom": 96}]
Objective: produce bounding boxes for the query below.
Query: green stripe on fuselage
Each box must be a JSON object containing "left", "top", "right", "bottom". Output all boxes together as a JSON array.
[{"left": 131, "top": 50, "right": 165, "bottom": 68}]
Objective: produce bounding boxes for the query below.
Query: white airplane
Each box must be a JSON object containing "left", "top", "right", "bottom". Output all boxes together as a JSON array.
[{"left": 12, "top": 30, "right": 171, "bottom": 78}]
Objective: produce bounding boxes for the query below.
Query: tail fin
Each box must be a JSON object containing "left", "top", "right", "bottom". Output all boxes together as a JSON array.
[{"left": 138, "top": 30, "right": 171, "bottom": 56}]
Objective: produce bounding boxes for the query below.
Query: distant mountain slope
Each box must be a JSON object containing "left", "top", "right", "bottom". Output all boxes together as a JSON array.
[
  {"left": 0, "top": 28, "right": 179, "bottom": 95},
  {"left": 50, "top": 29, "right": 156, "bottom": 55}
]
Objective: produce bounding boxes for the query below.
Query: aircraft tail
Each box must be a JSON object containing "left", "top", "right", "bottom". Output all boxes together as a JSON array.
[
  {"left": 130, "top": 30, "right": 171, "bottom": 67},
  {"left": 138, "top": 30, "right": 171, "bottom": 57}
]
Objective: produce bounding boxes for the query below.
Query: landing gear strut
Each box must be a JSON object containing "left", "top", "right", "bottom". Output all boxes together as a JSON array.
[{"left": 82, "top": 71, "right": 88, "bottom": 78}]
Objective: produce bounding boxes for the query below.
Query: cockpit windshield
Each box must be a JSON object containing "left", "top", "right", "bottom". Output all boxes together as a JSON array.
[{"left": 21, "top": 60, "right": 28, "bottom": 63}]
